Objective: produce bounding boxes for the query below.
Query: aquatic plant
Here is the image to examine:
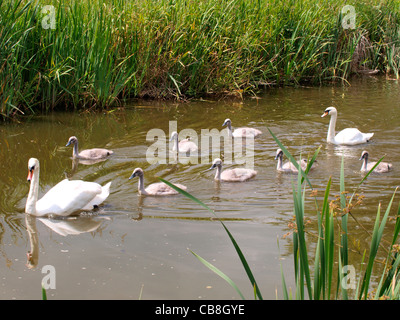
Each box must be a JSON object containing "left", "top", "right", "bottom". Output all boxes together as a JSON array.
[
  {"left": 282, "top": 155, "right": 400, "bottom": 300},
  {"left": 42, "top": 285, "right": 47, "bottom": 300},
  {"left": 1, "top": 0, "right": 400, "bottom": 119},
  {"left": 162, "top": 130, "right": 400, "bottom": 299}
]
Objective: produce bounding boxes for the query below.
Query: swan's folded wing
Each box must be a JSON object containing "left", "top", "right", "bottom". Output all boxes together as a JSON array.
[
  {"left": 222, "top": 168, "right": 257, "bottom": 181},
  {"left": 82, "top": 181, "right": 111, "bottom": 210},
  {"left": 178, "top": 140, "right": 198, "bottom": 153},
  {"left": 145, "top": 182, "right": 186, "bottom": 195},
  {"left": 232, "top": 127, "right": 262, "bottom": 138},
  {"left": 79, "top": 148, "right": 113, "bottom": 160},
  {"left": 335, "top": 128, "right": 373, "bottom": 145},
  {"left": 36, "top": 179, "right": 103, "bottom": 216}
]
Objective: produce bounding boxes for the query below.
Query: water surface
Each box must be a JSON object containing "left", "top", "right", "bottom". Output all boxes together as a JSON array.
[{"left": 0, "top": 77, "right": 399, "bottom": 299}]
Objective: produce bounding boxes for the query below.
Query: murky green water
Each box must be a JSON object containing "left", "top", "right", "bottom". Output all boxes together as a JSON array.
[{"left": 1, "top": 77, "right": 399, "bottom": 299}]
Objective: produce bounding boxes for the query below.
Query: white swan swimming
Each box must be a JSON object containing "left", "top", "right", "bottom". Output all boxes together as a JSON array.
[
  {"left": 275, "top": 149, "right": 311, "bottom": 173},
  {"left": 209, "top": 158, "right": 257, "bottom": 182},
  {"left": 66, "top": 136, "right": 113, "bottom": 160},
  {"left": 25, "top": 158, "right": 111, "bottom": 217},
  {"left": 359, "top": 150, "right": 392, "bottom": 173},
  {"left": 321, "top": 107, "right": 374, "bottom": 145},
  {"left": 222, "top": 118, "right": 262, "bottom": 138},
  {"left": 170, "top": 131, "right": 198, "bottom": 154},
  {"left": 129, "top": 168, "right": 187, "bottom": 196}
]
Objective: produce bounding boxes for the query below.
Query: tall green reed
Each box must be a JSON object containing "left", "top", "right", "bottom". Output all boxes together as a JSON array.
[
  {"left": 1, "top": 0, "right": 400, "bottom": 119},
  {"left": 272, "top": 131, "right": 400, "bottom": 300}
]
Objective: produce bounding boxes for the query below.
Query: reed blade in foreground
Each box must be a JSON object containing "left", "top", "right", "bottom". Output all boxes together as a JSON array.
[{"left": 159, "top": 178, "right": 263, "bottom": 300}]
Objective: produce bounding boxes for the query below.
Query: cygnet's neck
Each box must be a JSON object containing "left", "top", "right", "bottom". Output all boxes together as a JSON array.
[
  {"left": 214, "top": 164, "right": 222, "bottom": 181},
  {"left": 361, "top": 155, "right": 368, "bottom": 171},
  {"left": 137, "top": 174, "right": 148, "bottom": 195},
  {"left": 72, "top": 141, "right": 79, "bottom": 158},
  {"left": 172, "top": 135, "right": 179, "bottom": 153},
  {"left": 226, "top": 123, "right": 233, "bottom": 137},
  {"left": 276, "top": 154, "right": 283, "bottom": 170}
]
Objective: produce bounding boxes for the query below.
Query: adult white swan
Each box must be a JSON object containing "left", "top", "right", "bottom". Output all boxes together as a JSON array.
[
  {"left": 25, "top": 158, "right": 111, "bottom": 217},
  {"left": 321, "top": 107, "right": 374, "bottom": 145}
]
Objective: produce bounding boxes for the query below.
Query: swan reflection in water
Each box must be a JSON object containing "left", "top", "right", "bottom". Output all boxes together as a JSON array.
[{"left": 25, "top": 214, "right": 103, "bottom": 269}]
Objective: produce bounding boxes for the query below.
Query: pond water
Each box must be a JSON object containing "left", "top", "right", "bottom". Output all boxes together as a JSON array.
[{"left": 0, "top": 77, "right": 399, "bottom": 300}]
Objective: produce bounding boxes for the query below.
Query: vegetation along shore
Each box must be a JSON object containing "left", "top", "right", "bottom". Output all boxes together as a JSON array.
[{"left": 1, "top": 0, "right": 400, "bottom": 119}]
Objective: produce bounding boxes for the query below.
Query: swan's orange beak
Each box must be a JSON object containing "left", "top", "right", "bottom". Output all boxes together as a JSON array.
[
  {"left": 321, "top": 111, "right": 328, "bottom": 117},
  {"left": 27, "top": 169, "right": 33, "bottom": 181}
]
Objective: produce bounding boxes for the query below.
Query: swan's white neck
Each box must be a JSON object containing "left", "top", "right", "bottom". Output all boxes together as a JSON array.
[
  {"left": 137, "top": 175, "right": 148, "bottom": 195},
  {"left": 214, "top": 165, "right": 222, "bottom": 181},
  {"left": 26, "top": 168, "right": 39, "bottom": 215},
  {"left": 327, "top": 112, "right": 337, "bottom": 143}
]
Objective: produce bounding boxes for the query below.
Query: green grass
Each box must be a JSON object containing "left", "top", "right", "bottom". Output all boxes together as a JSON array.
[
  {"left": 162, "top": 129, "right": 400, "bottom": 300},
  {"left": 1, "top": 0, "right": 400, "bottom": 119},
  {"left": 42, "top": 285, "right": 47, "bottom": 300}
]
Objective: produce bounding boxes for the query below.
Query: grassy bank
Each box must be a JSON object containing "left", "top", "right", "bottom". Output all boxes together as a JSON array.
[{"left": 1, "top": 0, "right": 400, "bottom": 118}]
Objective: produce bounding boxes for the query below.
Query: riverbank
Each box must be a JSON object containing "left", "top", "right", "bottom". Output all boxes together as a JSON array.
[{"left": 1, "top": 0, "right": 399, "bottom": 119}]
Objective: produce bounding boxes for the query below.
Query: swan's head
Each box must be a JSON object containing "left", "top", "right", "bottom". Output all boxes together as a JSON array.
[
  {"left": 129, "top": 168, "right": 144, "bottom": 180},
  {"left": 359, "top": 150, "right": 369, "bottom": 161},
  {"left": 169, "top": 131, "right": 178, "bottom": 142},
  {"left": 222, "top": 119, "right": 232, "bottom": 127},
  {"left": 321, "top": 106, "right": 337, "bottom": 118},
  {"left": 27, "top": 158, "right": 39, "bottom": 181},
  {"left": 275, "top": 149, "right": 283, "bottom": 160},
  {"left": 209, "top": 158, "right": 223, "bottom": 170},
  {"left": 66, "top": 136, "right": 78, "bottom": 147},
  {"left": 26, "top": 250, "right": 38, "bottom": 269}
]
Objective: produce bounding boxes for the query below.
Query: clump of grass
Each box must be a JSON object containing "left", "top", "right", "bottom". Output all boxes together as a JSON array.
[
  {"left": 283, "top": 154, "right": 400, "bottom": 300},
  {"left": 1, "top": 0, "right": 400, "bottom": 119},
  {"left": 163, "top": 129, "right": 400, "bottom": 300}
]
